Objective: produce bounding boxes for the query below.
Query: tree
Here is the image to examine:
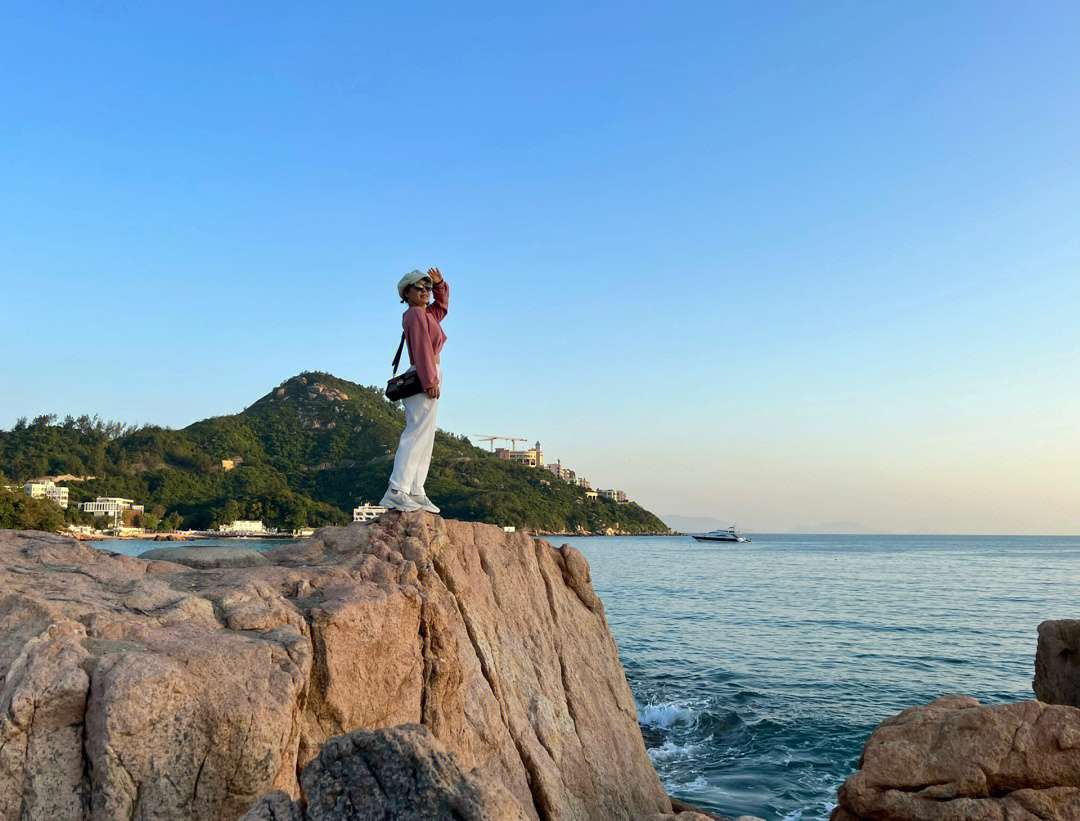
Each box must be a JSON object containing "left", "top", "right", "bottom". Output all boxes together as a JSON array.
[
  {"left": 0, "top": 490, "right": 65, "bottom": 532},
  {"left": 214, "top": 499, "right": 241, "bottom": 527},
  {"left": 286, "top": 510, "right": 308, "bottom": 532}
]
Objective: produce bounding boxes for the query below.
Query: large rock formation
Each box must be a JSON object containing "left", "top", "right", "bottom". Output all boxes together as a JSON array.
[
  {"left": 0, "top": 516, "right": 678, "bottom": 820},
  {"left": 831, "top": 695, "right": 1080, "bottom": 820},
  {"left": 1034, "top": 618, "right": 1080, "bottom": 708}
]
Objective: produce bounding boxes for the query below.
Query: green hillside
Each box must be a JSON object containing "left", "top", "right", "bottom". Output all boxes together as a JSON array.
[{"left": 0, "top": 373, "right": 670, "bottom": 534}]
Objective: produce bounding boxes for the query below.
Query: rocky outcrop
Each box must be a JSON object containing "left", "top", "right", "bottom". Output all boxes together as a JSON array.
[
  {"left": 1034, "top": 619, "right": 1080, "bottom": 708},
  {"left": 833, "top": 617, "right": 1080, "bottom": 820},
  {"left": 137, "top": 545, "right": 270, "bottom": 568},
  {"left": 241, "top": 724, "right": 527, "bottom": 820},
  {"left": 830, "top": 695, "right": 1080, "bottom": 820},
  {"left": 0, "top": 515, "right": 674, "bottom": 820}
]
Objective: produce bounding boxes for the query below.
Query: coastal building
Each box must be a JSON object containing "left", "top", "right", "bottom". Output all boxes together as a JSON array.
[
  {"left": 585, "top": 490, "right": 598, "bottom": 500},
  {"left": 24, "top": 480, "right": 69, "bottom": 508},
  {"left": 218, "top": 520, "right": 267, "bottom": 535},
  {"left": 599, "top": 489, "right": 628, "bottom": 503},
  {"left": 573, "top": 477, "right": 592, "bottom": 490},
  {"left": 544, "top": 460, "right": 575, "bottom": 483},
  {"left": 79, "top": 497, "right": 142, "bottom": 522},
  {"left": 495, "top": 441, "right": 544, "bottom": 467},
  {"left": 353, "top": 503, "right": 388, "bottom": 523}
]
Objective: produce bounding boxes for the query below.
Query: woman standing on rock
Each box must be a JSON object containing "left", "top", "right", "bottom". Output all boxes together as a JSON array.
[{"left": 380, "top": 267, "right": 447, "bottom": 513}]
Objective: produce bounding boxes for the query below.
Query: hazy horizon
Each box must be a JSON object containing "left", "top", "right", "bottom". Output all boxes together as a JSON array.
[{"left": 3, "top": 3, "right": 1077, "bottom": 535}]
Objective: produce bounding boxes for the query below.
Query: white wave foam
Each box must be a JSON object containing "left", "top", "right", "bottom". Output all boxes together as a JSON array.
[
  {"left": 647, "top": 738, "right": 706, "bottom": 763},
  {"left": 638, "top": 701, "right": 698, "bottom": 728}
]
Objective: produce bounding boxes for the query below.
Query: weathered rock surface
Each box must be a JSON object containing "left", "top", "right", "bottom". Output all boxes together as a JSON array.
[
  {"left": 137, "top": 545, "right": 270, "bottom": 568},
  {"left": 0, "top": 516, "right": 672, "bottom": 820},
  {"left": 668, "top": 797, "right": 739, "bottom": 820},
  {"left": 830, "top": 695, "right": 1080, "bottom": 820},
  {"left": 241, "top": 723, "right": 527, "bottom": 820},
  {"left": 1034, "top": 618, "right": 1080, "bottom": 708}
]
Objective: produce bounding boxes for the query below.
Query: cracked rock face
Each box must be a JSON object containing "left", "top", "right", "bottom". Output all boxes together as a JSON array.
[
  {"left": 0, "top": 516, "right": 671, "bottom": 820},
  {"left": 830, "top": 695, "right": 1080, "bottom": 820}
]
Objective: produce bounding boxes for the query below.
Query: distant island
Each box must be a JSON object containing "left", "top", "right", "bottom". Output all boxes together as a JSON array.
[{"left": 0, "top": 372, "right": 670, "bottom": 536}]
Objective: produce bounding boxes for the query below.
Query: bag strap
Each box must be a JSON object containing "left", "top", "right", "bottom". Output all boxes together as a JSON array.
[{"left": 391, "top": 331, "right": 407, "bottom": 375}]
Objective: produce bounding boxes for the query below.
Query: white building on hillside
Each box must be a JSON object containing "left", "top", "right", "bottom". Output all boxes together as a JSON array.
[
  {"left": 599, "top": 489, "right": 628, "bottom": 503},
  {"left": 353, "top": 503, "right": 388, "bottom": 523},
  {"left": 25, "top": 480, "right": 69, "bottom": 508},
  {"left": 218, "top": 520, "right": 267, "bottom": 535},
  {"left": 544, "top": 460, "right": 575, "bottom": 483},
  {"left": 79, "top": 497, "right": 142, "bottom": 522}
]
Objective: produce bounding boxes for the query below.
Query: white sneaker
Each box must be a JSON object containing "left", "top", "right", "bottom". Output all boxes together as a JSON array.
[
  {"left": 379, "top": 488, "right": 421, "bottom": 512},
  {"left": 409, "top": 493, "right": 440, "bottom": 514}
]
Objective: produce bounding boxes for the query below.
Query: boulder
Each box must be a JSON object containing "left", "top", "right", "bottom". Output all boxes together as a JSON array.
[
  {"left": 241, "top": 724, "right": 527, "bottom": 820},
  {"left": 0, "top": 516, "right": 671, "bottom": 820},
  {"left": 137, "top": 545, "right": 269, "bottom": 568},
  {"left": 830, "top": 695, "right": 1080, "bottom": 820},
  {"left": 669, "top": 797, "right": 736, "bottom": 820},
  {"left": 1034, "top": 618, "right": 1080, "bottom": 707}
]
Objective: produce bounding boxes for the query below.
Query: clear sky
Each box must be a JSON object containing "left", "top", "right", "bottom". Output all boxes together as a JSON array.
[{"left": 2, "top": 2, "right": 1077, "bottom": 534}]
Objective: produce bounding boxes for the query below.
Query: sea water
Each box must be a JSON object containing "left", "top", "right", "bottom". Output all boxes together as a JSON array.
[
  {"left": 559, "top": 533, "right": 1080, "bottom": 820},
  {"left": 101, "top": 533, "right": 1080, "bottom": 820}
]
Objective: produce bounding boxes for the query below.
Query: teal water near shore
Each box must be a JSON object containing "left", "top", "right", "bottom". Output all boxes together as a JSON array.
[
  {"left": 98, "top": 537, "right": 299, "bottom": 557},
  {"left": 97, "top": 532, "right": 1080, "bottom": 821}
]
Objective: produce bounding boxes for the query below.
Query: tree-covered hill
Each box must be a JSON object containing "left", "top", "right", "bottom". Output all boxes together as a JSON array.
[{"left": 0, "top": 373, "right": 670, "bottom": 534}]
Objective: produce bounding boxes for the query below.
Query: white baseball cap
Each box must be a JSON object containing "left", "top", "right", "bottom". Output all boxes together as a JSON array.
[{"left": 397, "top": 270, "right": 430, "bottom": 300}]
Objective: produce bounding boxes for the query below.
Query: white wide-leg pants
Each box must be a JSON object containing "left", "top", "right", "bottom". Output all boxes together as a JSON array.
[{"left": 388, "top": 365, "right": 441, "bottom": 495}]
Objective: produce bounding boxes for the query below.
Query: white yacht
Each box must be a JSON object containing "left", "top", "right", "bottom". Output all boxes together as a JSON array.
[{"left": 691, "top": 526, "right": 751, "bottom": 543}]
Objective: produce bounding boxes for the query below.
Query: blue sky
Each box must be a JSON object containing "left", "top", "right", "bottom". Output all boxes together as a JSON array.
[{"left": 2, "top": 2, "right": 1077, "bottom": 533}]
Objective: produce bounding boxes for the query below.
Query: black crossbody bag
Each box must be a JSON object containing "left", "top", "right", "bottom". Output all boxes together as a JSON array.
[{"left": 385, "top": 332, "right": 424, "bottom": 401}]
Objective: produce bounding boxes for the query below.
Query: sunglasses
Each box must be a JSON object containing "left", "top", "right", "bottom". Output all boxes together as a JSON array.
[{"left": 410, "top": 280, "right": 433, "bottom": 292}]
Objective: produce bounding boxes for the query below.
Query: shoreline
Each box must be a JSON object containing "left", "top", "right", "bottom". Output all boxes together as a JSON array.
[{"left": 74, "top": 527, "right": 679, "bottom": 542}]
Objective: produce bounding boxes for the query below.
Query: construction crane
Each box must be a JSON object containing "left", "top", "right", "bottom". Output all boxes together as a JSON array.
[{"left": 474, "top": 436, "right": 530, "bottom": 452}]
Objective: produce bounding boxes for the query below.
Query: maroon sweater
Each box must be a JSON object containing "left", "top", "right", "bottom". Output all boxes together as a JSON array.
[{"left": 403, "top": 279, "right": 448, "bottom": 390}]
